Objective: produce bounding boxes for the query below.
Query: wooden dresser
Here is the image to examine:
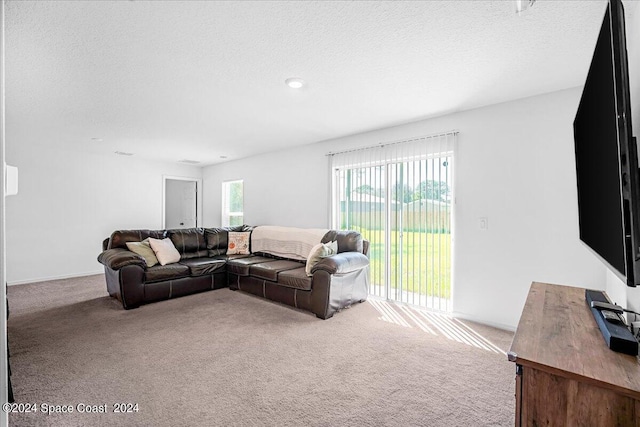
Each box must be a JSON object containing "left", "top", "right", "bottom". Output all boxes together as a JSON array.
[{"left": 508, "top": 282, "right": 640, "bottom": 426}]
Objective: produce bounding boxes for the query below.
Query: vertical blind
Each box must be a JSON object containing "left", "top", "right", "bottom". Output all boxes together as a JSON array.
[{"left": 329, "top": 132, "right": 456, "bottom": 311}]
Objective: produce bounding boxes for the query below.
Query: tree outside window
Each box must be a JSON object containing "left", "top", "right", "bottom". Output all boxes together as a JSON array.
[{"left": 222, "top": 180, "right": 243, "bottom": 227}]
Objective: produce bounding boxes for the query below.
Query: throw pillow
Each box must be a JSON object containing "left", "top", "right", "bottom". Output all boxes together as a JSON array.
[
  {"left": 126, "top": 238, "right": 159, "bottom": 268},
  {"left": 327, "top": 240, "right": 338, "bottom": 255},
  {"left": 227, "top": 231, "right": 250, "bottom": 255},
  {"left": 148, "top": 237, "right": 181, "bottom": 266},
  {"left": 305, "top": 241, "right": 338, "bottom": 276}
]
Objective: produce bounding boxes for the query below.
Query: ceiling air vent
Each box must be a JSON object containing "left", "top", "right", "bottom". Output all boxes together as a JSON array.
[
  {"left": 178, "top": 159, "right": 201, "bottom": 164},
  {"left": 114, "top": 151, "right": 134, "bottom": 156}
]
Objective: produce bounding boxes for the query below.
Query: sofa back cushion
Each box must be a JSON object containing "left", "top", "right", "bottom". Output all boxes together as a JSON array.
[
  {"left": 167, "top": 228, "right": 208, "bottom": 259},
  {"left": 321, "top": 230, "right": 364, "bottom": 254},
  {"left": 108, "top": 229, "right": 166, "bottom": 250},
  {"left": 205, "top": 227, "right": 231, "bottom": 257}
]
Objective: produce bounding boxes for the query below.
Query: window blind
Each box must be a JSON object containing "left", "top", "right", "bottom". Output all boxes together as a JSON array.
[{"left": 329, "top": 131, "right": 456, "bottom": 311}]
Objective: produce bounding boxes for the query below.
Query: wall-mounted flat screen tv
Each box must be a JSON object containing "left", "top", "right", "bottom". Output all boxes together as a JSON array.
[{"left": 574, "top": 0, "right": 638, "bottom": 287}]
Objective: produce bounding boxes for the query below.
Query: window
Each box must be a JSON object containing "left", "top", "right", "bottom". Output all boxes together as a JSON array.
[{"left": 222, "top": 180, "right": 243, "bottom": 227}]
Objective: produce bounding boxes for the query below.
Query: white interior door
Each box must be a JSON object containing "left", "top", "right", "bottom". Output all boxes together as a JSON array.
[{"left": 165, "top": 179, "right": 197, "bottom": 229}]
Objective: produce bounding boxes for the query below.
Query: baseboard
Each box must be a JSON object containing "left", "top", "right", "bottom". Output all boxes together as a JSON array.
[
  {"left": 7, "top": 270, "right": 104, "bottom": 286},
  {"left": 452, "top": 311, "right": 516, "bottom": 332}
]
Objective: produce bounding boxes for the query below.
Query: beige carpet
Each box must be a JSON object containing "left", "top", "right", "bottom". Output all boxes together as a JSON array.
[{"left": 7, "top": 275, "right": 515, "bottom": 427}]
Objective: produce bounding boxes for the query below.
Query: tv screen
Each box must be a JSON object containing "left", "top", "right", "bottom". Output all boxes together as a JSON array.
[{"left": 574, "top": 0, "right": 638, "bottom": 287}]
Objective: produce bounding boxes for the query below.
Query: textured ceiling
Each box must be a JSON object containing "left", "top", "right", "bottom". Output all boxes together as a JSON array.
[{"left": 5, "top": 0, "right": 636, "bottom": 166}]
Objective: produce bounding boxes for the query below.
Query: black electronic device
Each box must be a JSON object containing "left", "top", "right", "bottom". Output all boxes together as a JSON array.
[
  {"left": 590, "top": 300, "right": 624, "bottom": 314},
  {"left": 585, "top": 289, "right": 638, "bottom": 355},
  {"left": 574, "top": 0, "right": 639, "bottom": 287},
  {"left": 601, "top": 310, "right": 623, "bottom": 324}
]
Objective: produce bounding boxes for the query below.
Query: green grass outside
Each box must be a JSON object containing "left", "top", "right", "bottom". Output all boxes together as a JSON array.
[{"left": 351, "top": 227, "right": 452, "bottom": 300}]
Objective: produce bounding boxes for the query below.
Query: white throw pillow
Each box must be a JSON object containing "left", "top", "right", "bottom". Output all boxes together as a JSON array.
[
  {"left": 305, "top": 241, "right": 338, "bottom": 276},
  {"left": 327, "top": 240, "right": 338, "bottom": 255},
  {"left": 227, "top": 232, "right": 251, "bottom": 255},
  {"left": 148, "top": 237, "right": 181, "bottom": 266},
  {"left": 126, "top": 238, "right": 159, "bottom": 268}
]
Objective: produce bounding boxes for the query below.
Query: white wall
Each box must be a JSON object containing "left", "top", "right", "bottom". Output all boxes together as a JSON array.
[
  {"left": 203, "top": 148, "right": 330, "bottom": 229},
  {"left": 203, "top": 88, "right": 606, "bottom": 329},
  {"left": 5, "top": 143, "right": 202, "bottom": 285},
  {"left": 1, "top": 2, "right": 8, "bottom": 422}
]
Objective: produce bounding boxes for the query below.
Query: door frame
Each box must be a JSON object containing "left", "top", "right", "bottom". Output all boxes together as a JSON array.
[{"left": 162, "top": 175, "right": 203, "bottom": 229}]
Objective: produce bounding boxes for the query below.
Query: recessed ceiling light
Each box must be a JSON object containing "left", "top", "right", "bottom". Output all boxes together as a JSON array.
[
  {"left": 91, "top": 137, "right": 103, "bottom": 142},
  {"left": 220, "top": 155, "right": 228, "bottom": 159},
  {"left": 285, "top": 77, "right": 305, "bottom": 89},
  {"left": 114, "top": 151, "right": 134, "bottom": 156}
]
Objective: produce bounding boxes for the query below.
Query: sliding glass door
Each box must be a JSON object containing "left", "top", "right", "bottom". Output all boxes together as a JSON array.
[{"left": 331, "top": 133, "right": 454, "bottom": 311}]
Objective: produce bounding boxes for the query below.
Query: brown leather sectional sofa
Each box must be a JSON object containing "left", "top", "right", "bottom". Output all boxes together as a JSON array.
[{"left": 97, "top": 226, "right": 369, "bottom": 319}]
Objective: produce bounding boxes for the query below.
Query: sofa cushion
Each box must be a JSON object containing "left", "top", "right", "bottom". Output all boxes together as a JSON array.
[
  {"left": 210, "top": 254, "right": 252, "bottom": 262},
  {"left": 205, "top": 228, "right": 230, "bottom": 257},
  {"left": 226, "top": 256, "right": 276, "bottom": 276},
  {"left": 145, "top": 263, "right": 190, "bottom": 283},
  {"left": 321, "top": 230, "right": 364, "bottom": 254},
  {"left": 179, "top": 258, "right": 226, "bottom": 276},
  {"left": 108, "top": 229, "right": 166, "bottom": 250},
  {"left": 168, "top": 228, "right": 208, "bottom": 259},
  {"left": 278, "top": 267, "right": 312, "bottom": 291},
  {"left": 148, "top": 238, "right": 182, "bottom": 266},
  {"left": 249, "top": 260, "right": 304, "bottom": 282}
]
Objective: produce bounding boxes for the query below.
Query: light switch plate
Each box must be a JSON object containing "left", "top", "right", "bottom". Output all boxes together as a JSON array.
[
  {"left": 5, "top": 164, "right": 18, "bottom": 196},
  {"left": 478, "top": 217, "right": 488, "bottom": 231}
]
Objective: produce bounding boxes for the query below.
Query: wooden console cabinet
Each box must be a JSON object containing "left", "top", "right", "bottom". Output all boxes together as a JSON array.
[{"left": 508, "top": 282, "right": 640, "bottom": 426}]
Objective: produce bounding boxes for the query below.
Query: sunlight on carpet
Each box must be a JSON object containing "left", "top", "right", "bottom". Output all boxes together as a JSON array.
[{"left": 368, "top": 299, "right": 506, "bottom": 355}]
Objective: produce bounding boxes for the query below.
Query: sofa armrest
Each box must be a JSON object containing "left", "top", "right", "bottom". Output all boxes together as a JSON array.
[
  {"left": 312, "top": 252, "right": 369, "bottom": 275},
  {"left": 97, "top": 248, "right": 146, "bottom": 270}
]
